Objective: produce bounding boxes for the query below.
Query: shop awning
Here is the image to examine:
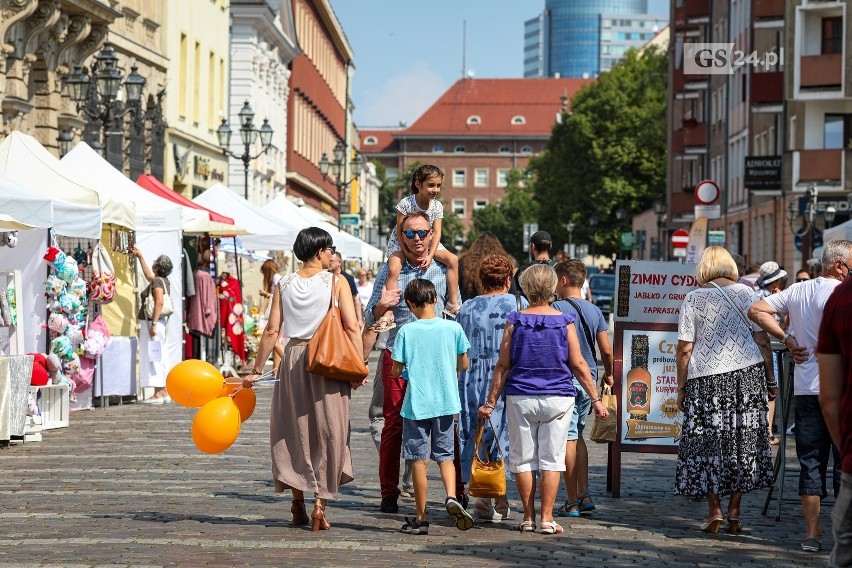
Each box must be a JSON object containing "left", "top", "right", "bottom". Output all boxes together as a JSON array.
[{"left": 137, "top": 174, "right": 235, "bottom": 225}]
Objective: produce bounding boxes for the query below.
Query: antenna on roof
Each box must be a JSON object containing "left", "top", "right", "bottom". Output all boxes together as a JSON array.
[{"left": 461, "top": 19, "right": 467, "bottom": 78}]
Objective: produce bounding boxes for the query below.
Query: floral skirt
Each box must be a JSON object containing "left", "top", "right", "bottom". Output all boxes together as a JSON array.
[{"left": 675, "top": 362, "right": 774, "bottom": 497}]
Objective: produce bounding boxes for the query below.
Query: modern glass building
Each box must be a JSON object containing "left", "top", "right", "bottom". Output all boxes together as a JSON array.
[{"left": 524, "top": 0, "right": 656, "bottom": 78}]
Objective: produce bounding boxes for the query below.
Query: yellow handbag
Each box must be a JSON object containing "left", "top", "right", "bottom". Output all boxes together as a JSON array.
[{"left": 468, "top": 417, "right": 507, "bottom": 498}]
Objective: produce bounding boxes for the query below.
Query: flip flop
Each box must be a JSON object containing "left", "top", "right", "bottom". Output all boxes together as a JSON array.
[{"left": 801, "top": 537, "right": 821, "bottom": 552}]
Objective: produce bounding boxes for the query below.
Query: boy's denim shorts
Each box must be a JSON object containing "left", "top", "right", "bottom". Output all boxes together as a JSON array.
[
  {"left": 567, "top": 378, "right": 591, "bottom": 441},
  {"left": 403, "top": 415, "right": 455, "bottom": 462}
]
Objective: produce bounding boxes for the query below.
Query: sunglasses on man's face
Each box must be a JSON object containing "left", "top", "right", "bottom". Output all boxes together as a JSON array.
[{"left": 402, "top": 229, "right": 430, "bottom": 239}]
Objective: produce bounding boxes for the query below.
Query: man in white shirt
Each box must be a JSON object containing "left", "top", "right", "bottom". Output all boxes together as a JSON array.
[{"left": 749, "top": 239, "right": 852, "bottom": 552}]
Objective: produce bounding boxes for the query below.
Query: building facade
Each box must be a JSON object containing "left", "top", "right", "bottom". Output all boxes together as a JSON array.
[
  {"left": 0, "top": 0, "right": 122, "bottom": 154},
  {"left": 360, "top": 78, "right": 593, "bottom": 238},
  {"left": 285, "top": 0, "right": 354, "bottom": 222},
  {"left": 162, "top": 0, "right": 231, "bottom": 197},
  {"left": 524, "top": 0, "right": 658, "bottom": 78},
  {"left": 228, "top": 0, "right": 299, "bottom": 206}
]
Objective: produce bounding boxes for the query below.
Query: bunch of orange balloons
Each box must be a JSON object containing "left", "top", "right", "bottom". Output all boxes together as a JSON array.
[{"left": 166, "top": 359, "right": 257, "bottom": 454}]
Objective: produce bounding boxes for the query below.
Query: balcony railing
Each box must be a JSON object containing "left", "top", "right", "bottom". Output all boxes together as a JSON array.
[
  {"left": 752, "top": 0, "right": 783, "bottom": 20},
  {"left": 683, "top": 122, "right": 707, "bottom": 147},
  {"left": 798, "top": 149, "right": 842, "bottom": 182},
  {"left": 751, "top": 71, "right": 783, "bottom": 104},
  {"left": 801, "top": 54, "right": 842, "bottom": 88}
]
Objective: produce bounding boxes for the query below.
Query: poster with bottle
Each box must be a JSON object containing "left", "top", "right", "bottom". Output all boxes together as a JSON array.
[{"left": 621, "top": 328, "right": 682, "bottom": 446}]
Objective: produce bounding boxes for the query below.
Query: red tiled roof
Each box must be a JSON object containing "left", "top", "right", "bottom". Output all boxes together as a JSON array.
[
  {"left": 400, "top": 78, "right": 594, "bottom": 137},
  {"left": 358, "top": 129, "right": 399, "bottom": 152}
]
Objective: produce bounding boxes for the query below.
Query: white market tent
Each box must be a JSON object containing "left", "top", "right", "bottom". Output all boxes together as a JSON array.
[
  {"left": 61, "top": 142, "right": 182, "bottom": 232},
  {"left": 193, "top": 184, "right": 305, "bottom": 251},
  {"left": 0, "top": 171, "right": 101, "bottom": 238},
  {"left": 0, "top": 131, "right": 134, "bottom": 229},
  {"left": 262, "top": 195, "right": 385, "bottom": 262}
]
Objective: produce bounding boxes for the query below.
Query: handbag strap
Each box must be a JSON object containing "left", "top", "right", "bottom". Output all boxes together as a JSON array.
[
  {"left": 708, "top": 281, "right": 752, "bottom": 331},
  {"left": 474, "top": 417, "right": 504, "bottom": 461},
  {"left": 515, "top": 292, "right": 522, "bottom": 312}
]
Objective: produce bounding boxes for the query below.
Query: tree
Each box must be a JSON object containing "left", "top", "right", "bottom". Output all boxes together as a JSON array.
[
  {"left": 529, "top": 46, "right": 668, "bottom": 258},
  {"left": 470, "top": 169, "right": 540, "bottom": 263}
]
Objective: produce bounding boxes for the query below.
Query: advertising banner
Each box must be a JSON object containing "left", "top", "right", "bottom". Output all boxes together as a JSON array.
[
  {"left": 621, "top": 328, "right": 682, "bottom": 446},
  {"left": 615, "top": 261, "right": 699, "bottom": 323}
]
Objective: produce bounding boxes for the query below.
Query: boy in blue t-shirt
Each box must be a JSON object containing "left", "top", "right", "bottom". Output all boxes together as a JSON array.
[{"left": 391, "top": 278, "right": 472, "bottom": 535}]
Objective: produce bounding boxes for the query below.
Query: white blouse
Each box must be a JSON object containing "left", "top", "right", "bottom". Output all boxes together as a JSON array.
[
  {"left": 278, "top": 271, "right": 334, "bottom": 340},
  {"left": 678, "top": 283, "right": 764, "bottom": 380}
]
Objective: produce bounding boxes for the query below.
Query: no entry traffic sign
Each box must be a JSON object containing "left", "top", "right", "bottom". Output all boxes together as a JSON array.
[{"left": 671, "top": 229, "right": 689, "bottom": 257}]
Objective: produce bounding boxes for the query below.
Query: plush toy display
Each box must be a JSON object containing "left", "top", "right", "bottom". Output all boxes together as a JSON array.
[{"left": 29, "top": 353, "right": 50, "bottom": 387}]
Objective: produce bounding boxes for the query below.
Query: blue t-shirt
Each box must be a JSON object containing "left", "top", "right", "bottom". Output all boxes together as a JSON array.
[
  {"left": 552, "top": 298, "right": 607, "bottom": 380},
  {"left": 505, "top": 312, "right": 576, "bottom": 397},
  {"left": 392, "top": 317, "right": 470, "bottom": 420}
]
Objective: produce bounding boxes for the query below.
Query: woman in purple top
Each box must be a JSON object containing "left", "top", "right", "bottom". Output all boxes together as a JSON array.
[{"left": 479, "top": 264, "right": 607, "bottom": 535}]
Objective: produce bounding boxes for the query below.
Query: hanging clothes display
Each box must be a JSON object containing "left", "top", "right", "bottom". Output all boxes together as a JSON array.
[{"left": 217, "top": 273, "right": 245, "bottom": 363}]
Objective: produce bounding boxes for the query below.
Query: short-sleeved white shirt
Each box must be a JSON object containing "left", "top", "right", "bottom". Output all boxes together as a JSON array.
[
  {"left": 678, "top": 283, "right": 764, "bottom": 380},
  {"left": 763, "top": 277, "right": 841, "bottom": 395},
  {"left": 385, "top": 195, "right": 444, "bottom": 256}
]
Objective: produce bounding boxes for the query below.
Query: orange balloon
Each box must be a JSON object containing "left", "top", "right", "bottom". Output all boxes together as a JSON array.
[
  {"left": 220, "top": 377, "right": 242, "bottom": 397},
  {"left": 232, "top": 387, "right": 256, "bottom": 422},
  {"left": 191, "top": 397, "right": 241, "bottom": 454},
  {"left": 167, "top": 359, "right": 224, "bottom": 407}
]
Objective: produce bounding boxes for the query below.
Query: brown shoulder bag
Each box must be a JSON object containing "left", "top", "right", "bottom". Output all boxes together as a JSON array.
[
  {"left": 468, "top": 417, "right": 507, "bottom": 498},
  {"left": 306, "top": 275, "right": 369, "bottom": 382}
]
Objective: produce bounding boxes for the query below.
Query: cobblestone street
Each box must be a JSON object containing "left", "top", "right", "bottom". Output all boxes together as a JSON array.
[{"left": 0, "top": 352, "right": 834, "bottom": 567}]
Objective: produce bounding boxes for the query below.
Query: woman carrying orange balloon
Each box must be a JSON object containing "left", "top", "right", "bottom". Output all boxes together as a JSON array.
[{"left": 243, "top": 227, "right": 366, "bottom": 532}]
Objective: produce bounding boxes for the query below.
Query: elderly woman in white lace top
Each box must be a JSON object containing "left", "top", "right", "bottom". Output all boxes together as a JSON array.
[{"left": 674, "top": 246, "right": 777, "bottom": 534}]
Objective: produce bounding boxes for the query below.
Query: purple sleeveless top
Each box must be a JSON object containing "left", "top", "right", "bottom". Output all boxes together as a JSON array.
[{"left": 505, "top": 312, "right": 576, "bottom": 397}]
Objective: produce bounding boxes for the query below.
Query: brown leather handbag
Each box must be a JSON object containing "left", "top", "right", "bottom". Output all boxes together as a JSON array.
[
  {"left": 468, "top": 417, "right": 507, "bottom": 498},
  {"left": 306, "top": 275, "right": 369, "bottom": 382}
]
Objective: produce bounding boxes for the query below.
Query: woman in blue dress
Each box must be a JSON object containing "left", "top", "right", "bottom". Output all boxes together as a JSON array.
[{"left": 456, "top": 253, "right": 522, "bottom": 522}]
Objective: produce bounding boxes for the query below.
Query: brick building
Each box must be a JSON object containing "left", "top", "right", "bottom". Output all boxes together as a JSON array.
[{"left": 359, "top": 77, "right": 592, "bottom": 239}]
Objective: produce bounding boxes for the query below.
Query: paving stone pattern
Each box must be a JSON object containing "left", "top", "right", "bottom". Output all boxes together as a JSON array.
[{"left": 0, "top": 351, "right": 835, "bottom": 567}]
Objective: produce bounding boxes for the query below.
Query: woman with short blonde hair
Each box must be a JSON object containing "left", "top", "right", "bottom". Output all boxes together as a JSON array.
[{"left": 675, "top": 246, "right": 776, "bottom": 534}]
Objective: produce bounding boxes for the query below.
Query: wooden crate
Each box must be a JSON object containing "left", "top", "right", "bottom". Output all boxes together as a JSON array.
[{"left": 30, "top": 384, "right": 69, "bottom": 430}]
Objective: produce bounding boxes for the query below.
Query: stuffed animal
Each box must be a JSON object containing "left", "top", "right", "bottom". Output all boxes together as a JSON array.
[
  {"left": 58, "top": 257, "right": 78, "bottom": 284},
  {"left": 6, "top": 285, "right": 16, "bottom": 326},
  {"left": 44, "top": 275, "right": 66, "bottom": 298},
  {"left": 58, "top": 290, "right": 81, "bottom": 315},
  {"left": 63, "top": 352, "right": 81, "bottom": 379},
  {"left": 43, "top": 247, "right": 66, "bottom": 270},
  {"left": 66, "top": 326, "right": 84, "bottom": 352},
  {"left": 4, "top": 231, "right": 17, "bottom": 248},
  {"left": 69, "top": 277, "right": 87, "bottom": 300},
  {"left": 46, "top": 353, "right": 76, "bottom": 400},
  {"left": 49, "top": 335, "right": 73, "bottom": 359},
  {"left": 29, "top": 353, "right": 50, "bottom": 386},
  {"left": 47, "top": 313, "right": 70, "bottom": 335}
]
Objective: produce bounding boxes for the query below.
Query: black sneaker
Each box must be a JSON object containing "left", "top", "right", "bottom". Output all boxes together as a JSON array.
[
  {"left": 380, "top": 494, "right": 399, "bottom": 513},
  {"left": 459, "top": 492, "right": 469, "bottom": 510},
  {"left": 445, "top": 496, "right": 474, "bottom": 531},
  {"left": 400, "top": 517, "right": 429, "bottom": 535}
]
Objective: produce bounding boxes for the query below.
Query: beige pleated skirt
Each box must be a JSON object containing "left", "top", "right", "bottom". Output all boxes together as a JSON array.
[{"left": 270, "top": 338, "right": 354, "bottom": 499}]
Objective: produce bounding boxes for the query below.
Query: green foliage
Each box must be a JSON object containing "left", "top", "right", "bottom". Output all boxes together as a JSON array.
[
  {"left": 471, "top": 169, "right": 540, "bottom": 263},
  {"left": 529, "top": 46, "right": 668, "bottom": 258}
]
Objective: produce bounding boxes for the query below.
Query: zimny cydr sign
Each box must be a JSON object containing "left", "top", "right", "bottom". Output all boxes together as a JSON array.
[{"left": 614, "top": 261, "right": 699, "bottom": 324}]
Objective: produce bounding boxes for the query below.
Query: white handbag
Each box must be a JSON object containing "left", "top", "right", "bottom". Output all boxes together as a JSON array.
[{"left": 143, "top": 277, "right": 174, "bottom": 320}]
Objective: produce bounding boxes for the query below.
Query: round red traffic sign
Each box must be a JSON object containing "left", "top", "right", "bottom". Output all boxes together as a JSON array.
[
  {"left": 671, "top": 229, "right": 690, "bottom": 249},
  {"left": 695, "top": 180, "right": 720, "bottom": 205}
]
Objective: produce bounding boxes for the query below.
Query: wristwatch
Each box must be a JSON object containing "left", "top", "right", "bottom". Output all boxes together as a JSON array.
[{"left": 782, "top": 332, "right": 795, "bottom": 344}]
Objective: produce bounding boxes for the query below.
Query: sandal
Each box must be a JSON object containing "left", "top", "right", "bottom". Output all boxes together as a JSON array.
[
  {"left": 290, "top": 498, "right": 309, "bottom": 526},
  {"left": 579, "top": 491, "right": 596, "bottom": 512},
  {"left": 557, "top": 499, "right": 580, "bottom": 518},
  {"left": 769, "top": 435, "right": 779, "bottom": 446},
  {"left": 311, "top": 504, "right": 331, "bottom": 532},
  {"left": 442, "top": 303, "right": 460, "bottom": 318},
  {"left": 538, "top": 520, "right": 564, "bottom": 535},
  {"left": 371, "top": 317, "right": 396, "bottom": 333},
  {"left": 494, "top": 498, "right": 511, "bottom": 521},
  {"left": 700, "top": 516, "right": 724, "bottom": 533},
  {"left": 516, "top": 520, "right": 536, "bottom": 532},
  {"left": 726, "top": 517, "right": 742, "bottom": 534}
]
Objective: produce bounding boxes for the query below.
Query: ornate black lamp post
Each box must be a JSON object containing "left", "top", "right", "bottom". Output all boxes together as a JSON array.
[
  {"left": 216, "top": 101, "right": 274, "bottom": 201},
  {"left": 653, "top": 198, "right": 667, "bottom": 260},
  {"left": 62, "top": 42, "right": 165, "bottom": 176},
  {"left": 318, "top": 141, "right": 363, "bottom": 228}
]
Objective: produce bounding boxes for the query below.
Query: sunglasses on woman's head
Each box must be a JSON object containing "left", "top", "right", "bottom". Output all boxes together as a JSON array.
[{"left": 402, "top": 229, "right": 430, "bottom": 239}]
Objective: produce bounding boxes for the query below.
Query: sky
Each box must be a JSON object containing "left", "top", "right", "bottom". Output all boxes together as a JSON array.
[{"left": 329, "top": 0, "right": 670, "bottom": 128}]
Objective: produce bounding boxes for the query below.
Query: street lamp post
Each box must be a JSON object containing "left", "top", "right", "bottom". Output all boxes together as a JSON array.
[
  {"left": 56, "top": 129, "right": 74, "bottom": 158},
  {"left": 62, "top": 42, "right": 158, "bottom": 168},
  {"left": 615, "top": 206, "right": 627, "bottom": 259},
  {"left": 216, "top": 101, "right": 274, "bottom": 201},
  {"left": 565, "top": 220, "right": 575, "bottom": 257},
  {"left": 318, "top": 141, "right": 364, "bottom": 228},
  {"left": 653, "top": 198, "right": 667, "bottom": 261}
]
